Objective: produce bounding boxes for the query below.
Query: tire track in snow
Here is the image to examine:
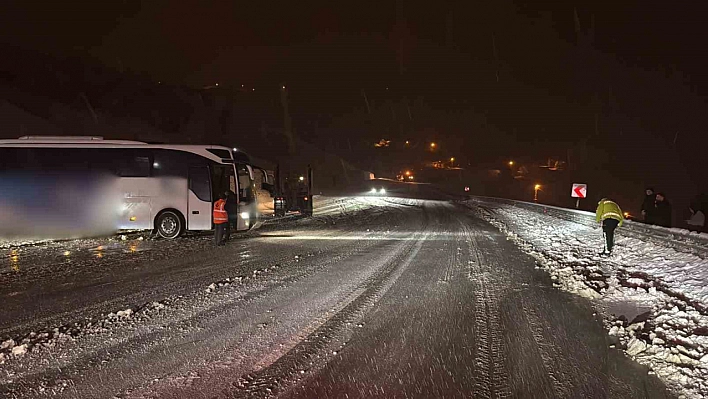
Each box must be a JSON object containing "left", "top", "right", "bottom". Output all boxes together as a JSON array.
[
  {"left": 228, "top": 232, "right": 429, "bottom": 398},
  {"left": 466, "top": 223, "right": 512, "bottom": 399},
  {"left": 439, "top": 207, "right": 467, "bottom": 283},
  {"left": 519, "top": 299, "right": 573, "bottom": 398},
  {"left": 467, "top": 221, "right": 578, "bottom": 398}
]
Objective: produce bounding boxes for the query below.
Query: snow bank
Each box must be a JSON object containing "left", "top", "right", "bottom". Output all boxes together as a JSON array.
[{"left": 469, "top": 198, "right": 708, "bottom": 398}]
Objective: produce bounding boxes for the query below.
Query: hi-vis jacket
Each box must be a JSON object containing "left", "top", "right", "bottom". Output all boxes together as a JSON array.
[
  {"left": 213, "top": 199, "right": 228, "bottom": 224},
  {"left": 595, "top": 199, "right": 624, "bottom": 227}
]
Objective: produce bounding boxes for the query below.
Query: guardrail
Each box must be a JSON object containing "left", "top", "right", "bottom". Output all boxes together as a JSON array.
[{"left": 468, "top": 196, "right": 708, "bottom": 258}]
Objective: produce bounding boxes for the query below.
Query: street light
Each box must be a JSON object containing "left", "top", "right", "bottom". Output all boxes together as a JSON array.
[
  {"left": 450, "top": 157, "right": 455, "bottom": 162},
  {"left": 508, "top": 161, "right": 514, "bottom": 167},
  {"left": 430, "top": 142, "right": 437, "bottom": 149},
  {"left": 534, "top": 184, "right": 541, "bottom": 202}
]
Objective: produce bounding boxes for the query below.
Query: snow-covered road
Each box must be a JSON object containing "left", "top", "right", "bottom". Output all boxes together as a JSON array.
[
  {"left": 470, "top": 197, "right": 708, "bottom": 398},
  {"left": 1, "top": 196, "right": 674, "bottom": 398}
]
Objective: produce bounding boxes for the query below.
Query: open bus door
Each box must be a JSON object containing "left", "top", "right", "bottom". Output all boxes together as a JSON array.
[{"left": 273, "top": 164, "right": 312, "bottom": 217}]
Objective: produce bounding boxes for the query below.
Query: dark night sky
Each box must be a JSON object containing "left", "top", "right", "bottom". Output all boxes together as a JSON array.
[
  {"left": 2, "top": 1, "right": 707, "bottom": 183},
  {"left": 3, "top": 1, "right": 707, "bottom": 90}
]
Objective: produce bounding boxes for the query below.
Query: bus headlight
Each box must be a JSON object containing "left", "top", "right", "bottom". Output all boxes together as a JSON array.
[{"left": 240, "top": 212, "right": 250, "bottom": 220}]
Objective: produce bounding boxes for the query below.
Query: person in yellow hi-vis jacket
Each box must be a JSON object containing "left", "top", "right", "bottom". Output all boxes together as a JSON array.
[{"left": 595, "top": 198, "right": 624, "bottom": 256}]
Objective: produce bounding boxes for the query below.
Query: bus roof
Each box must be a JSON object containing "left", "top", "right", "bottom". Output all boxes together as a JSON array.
[
  {"left": 0, "top": 136, "right": 237, "bottom": 164},
  {"left": 5, "top": 136, "right": 145, "bottom": 144}
]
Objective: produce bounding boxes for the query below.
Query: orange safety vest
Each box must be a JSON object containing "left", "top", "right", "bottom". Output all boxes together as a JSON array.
[{"left": 213, "top": 199, "right": 228, "bottom": 224}]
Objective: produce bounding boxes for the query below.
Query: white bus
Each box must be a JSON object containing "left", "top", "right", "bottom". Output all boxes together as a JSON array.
[{"left": 0, "top": 136, "right": 262, "bottom": 239}]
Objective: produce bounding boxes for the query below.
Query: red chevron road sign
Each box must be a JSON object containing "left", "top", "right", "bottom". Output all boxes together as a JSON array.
[{"left": 571, "top": 184, "right": 587, "bottom": 198}]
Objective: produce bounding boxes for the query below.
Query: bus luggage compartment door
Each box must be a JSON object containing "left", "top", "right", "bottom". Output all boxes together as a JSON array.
[{"left": 188, "top": 166, "right": 213, "bottom": 230}]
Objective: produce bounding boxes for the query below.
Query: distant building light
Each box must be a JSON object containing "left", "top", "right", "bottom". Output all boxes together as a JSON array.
[{"left": 299, "top": 176, "right": 305, "bottom": 181}]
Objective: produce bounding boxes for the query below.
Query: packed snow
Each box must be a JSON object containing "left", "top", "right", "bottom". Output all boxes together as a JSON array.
[
  {"left": 470, "top": 197, "right": 708, "bottom": 398},
  {"left": 0, "top": 195, "right": 688, "bottom": 397}
]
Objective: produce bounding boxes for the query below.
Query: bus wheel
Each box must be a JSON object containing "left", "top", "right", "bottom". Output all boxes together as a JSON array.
[{"left": 156, "top": 211, "right": 183, "bottom": 239}]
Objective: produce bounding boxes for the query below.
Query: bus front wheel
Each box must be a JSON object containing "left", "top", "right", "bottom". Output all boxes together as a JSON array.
[{"left": 156, "top": 211, "right": 183, "bottom": 239}]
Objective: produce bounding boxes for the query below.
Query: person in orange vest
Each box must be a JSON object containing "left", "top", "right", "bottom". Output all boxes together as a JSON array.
[{"left": 213, "top": 193, "right": 229, "bottom": 246}]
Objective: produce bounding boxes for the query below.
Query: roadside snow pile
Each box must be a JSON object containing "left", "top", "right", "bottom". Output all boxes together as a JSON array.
[
  {"left": 471, "top": 200, "right": 708, "bottom": 398},
  {"left": 0, "top": 239, "right": 53, "bottom": 250},
  {"left": 0, "top": 302, "right": 167, "bottom": 364},
  {"left": 0, "top": 269, "right": 269, "bottom": 366}
]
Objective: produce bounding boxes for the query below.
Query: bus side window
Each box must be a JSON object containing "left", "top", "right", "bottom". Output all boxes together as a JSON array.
[
  {"left": 188, "top": 166, "right": 212, "bottom": 202},
  {"left": 117, "top": 156, "right": 151, "bottom": 177}
]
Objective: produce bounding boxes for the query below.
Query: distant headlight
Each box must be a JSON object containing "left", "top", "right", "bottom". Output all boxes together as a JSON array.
[
  {"left": 240, "top": 212, "right": 250, "bottom": 219},
  {"left": 370, "top": 188, "right": 377, "bottom": 194},
  {"left": 379, "top": 188, "right": 386, "bottom": 194}
]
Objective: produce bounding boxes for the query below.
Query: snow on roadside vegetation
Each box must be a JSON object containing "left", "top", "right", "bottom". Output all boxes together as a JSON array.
[{"left": 469, "top": 199, "right": 708, "bottom": 398}]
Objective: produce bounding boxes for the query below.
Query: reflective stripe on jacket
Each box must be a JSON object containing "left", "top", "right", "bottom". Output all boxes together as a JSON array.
[
  {"left": 595, "top": 200, "right": 624, "bottom": 227},
  {"left": 213, "top": 199, "right": 228, "bottom": 224}
]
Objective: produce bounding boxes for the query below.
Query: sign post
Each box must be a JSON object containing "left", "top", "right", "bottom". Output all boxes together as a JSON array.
[{"left": 571, "top": 183, "right": 587, "bottom": 208}]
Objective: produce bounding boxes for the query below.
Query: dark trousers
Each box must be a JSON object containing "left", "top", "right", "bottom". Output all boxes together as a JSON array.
[
  {"left": 215, "top": 223, "right": 228, "bottom": 246},
  {"left": 602, "top": 219, "right": 620, "bottom": 252},
  {"left": 227, "top": 215, "right": 237, "bottom": 240}
]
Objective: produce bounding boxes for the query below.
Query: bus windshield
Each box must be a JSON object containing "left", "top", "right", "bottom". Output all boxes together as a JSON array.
[{"left": 211, "top": 164, "right": 237, "bottom": 201}]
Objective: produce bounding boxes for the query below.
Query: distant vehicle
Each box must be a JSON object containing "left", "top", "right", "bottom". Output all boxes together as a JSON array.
[
  {"left": 369, "top": 187, "right": 387, "bottom": 196},
  {"left": 0, "top": 136, "right": 266, "bottom": 239}
]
